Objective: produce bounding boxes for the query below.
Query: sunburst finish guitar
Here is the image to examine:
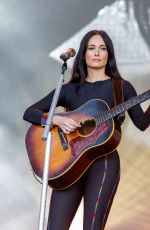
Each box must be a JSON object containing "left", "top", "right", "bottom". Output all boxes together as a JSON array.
[{"left": 25, "top": 90, "right": 150, "bottom": 190}]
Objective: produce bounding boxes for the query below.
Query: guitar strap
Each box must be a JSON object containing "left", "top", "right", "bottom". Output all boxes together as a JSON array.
[{"left": 112, "top": 78, "right": 125, "bottom": 124}]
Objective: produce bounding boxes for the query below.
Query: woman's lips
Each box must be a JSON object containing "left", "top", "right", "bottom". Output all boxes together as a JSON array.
[{"left": 92, "top": 59, "right": 101, "bottom": 62}]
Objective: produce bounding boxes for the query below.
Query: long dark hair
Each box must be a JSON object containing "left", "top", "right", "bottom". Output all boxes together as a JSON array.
[{"left": 70, "top": 30, "right": 122, "bottom": 84}]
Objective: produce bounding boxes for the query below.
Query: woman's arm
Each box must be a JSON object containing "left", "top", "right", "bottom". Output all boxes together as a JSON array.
[
  {"left": 123, "top": 80, "right": 150, "bottom": 131},
  {"left": 23, "top": 90, "right": 55, "bottom": 125}
]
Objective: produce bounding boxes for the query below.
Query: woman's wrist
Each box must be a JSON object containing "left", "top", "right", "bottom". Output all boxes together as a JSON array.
[
  {"left": 41, "top": 114, "right": 60, "bottom": 126},
  {"left": 52, "top": 115, "right": 60, "bottom": 126}
]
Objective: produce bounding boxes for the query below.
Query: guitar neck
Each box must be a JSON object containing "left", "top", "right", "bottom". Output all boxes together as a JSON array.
[{"left": 97, "top": 90, "right": 150, "bottom": 124}]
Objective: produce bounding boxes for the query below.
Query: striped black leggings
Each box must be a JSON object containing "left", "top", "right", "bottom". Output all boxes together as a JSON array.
[{"left": 47, "top": 150, "right": 120, "bottom": 230}]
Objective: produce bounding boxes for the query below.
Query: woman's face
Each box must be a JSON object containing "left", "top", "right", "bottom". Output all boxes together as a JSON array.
[{"left": 85, "top": 34, "right": 108, "bottom": 69}]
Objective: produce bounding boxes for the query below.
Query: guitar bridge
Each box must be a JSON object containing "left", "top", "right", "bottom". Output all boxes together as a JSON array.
[{"left": 58, "top": 128, "right": 68, "bottom": 151}]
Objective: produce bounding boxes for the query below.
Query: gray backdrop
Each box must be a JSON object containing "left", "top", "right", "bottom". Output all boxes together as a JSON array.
[{"left": 0, "top": 0, "right": 150, "bottom": 229}]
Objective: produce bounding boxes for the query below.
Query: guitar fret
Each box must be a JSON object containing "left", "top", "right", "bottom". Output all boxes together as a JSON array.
[
  {"left": 96, "top": 90, "right": 150, "bottom": 125},
  {"left": 107, "top": 112, "right": 112, "bottom": 119},
  {"left": 112, "top": 110, "right": 117, "bottom": 117},
  {"left": 101, "top": 113, "right": 107, "bottom": 122}
]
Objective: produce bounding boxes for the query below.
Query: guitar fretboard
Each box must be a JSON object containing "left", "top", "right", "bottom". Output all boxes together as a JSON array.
[{"left": 96, "top": 90, "right": 150, "bottom": 125}]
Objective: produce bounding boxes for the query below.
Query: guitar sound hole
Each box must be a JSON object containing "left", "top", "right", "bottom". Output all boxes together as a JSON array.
[{"left": 77, "top": 117, "right": 96, "bottom": 137}]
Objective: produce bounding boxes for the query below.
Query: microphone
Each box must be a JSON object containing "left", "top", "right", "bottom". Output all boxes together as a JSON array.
[{"left": 60, "top": 48, "right": 76, "bottom": 61}]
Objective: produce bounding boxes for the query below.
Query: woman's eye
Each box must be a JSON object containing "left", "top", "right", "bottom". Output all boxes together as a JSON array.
[
  {"left": 88, "top": 47, "right": 94, "bottom": 50},
  {"left": 100, "top": 47, "right": 107, "bottom": 51}
]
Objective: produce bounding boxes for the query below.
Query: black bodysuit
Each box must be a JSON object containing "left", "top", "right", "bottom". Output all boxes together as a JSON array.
[{"left": 23, "top": 79, "right": 150, "bottom": 230}]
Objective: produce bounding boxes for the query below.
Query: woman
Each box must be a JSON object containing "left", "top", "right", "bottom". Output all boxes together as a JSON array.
[{"left": 23, "top": 30, "right": 150, "bottom": 230}]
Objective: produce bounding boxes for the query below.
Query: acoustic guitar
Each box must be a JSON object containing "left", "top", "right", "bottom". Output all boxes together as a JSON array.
[{"left": 25, "top": 90, "right": 150, "bottom": 190}]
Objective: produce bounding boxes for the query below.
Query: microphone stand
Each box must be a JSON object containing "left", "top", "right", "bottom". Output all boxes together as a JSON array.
[{"left": 38, "top": 61, "right": 67, "bottom": 230}]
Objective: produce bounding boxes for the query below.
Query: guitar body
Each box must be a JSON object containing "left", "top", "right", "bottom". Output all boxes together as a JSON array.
[{"left": 25, "top": 99, "right": 121, "bottom": 190}]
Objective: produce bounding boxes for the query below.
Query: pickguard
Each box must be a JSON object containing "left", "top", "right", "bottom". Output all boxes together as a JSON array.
[{"left": 70, "top": 121, "right": 110, "bottom": 157}]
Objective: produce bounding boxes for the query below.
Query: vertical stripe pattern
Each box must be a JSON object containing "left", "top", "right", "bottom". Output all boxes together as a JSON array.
[
  {"left": 101, "top": 172, "right": 120, "bottom": 230},
  {"left": 90, "top": 156, "right": 108, "bottom": 230}
]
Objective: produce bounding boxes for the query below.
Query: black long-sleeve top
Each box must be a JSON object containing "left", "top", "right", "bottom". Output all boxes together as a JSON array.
[{"left": 23, "top": 79, "right": 150, "bottom": 131}]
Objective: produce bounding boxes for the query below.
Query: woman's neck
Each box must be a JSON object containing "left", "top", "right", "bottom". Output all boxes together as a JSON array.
[{"left": 86, "top": 68, "right": 110, "bottom": 82}]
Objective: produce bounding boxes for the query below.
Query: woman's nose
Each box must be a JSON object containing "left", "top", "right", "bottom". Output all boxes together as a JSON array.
[{"left": 94, "top": 48, "right": 100, "bottom": 56}]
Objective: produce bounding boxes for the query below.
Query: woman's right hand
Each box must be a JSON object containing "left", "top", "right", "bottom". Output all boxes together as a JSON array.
[{"left": 52, "top": 115, "right": 81, "bottom": 134}]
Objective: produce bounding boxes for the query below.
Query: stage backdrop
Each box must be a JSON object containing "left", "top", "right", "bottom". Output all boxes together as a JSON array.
[{"left": 0, "top": 0, "right": 150, "bottom": 229}]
